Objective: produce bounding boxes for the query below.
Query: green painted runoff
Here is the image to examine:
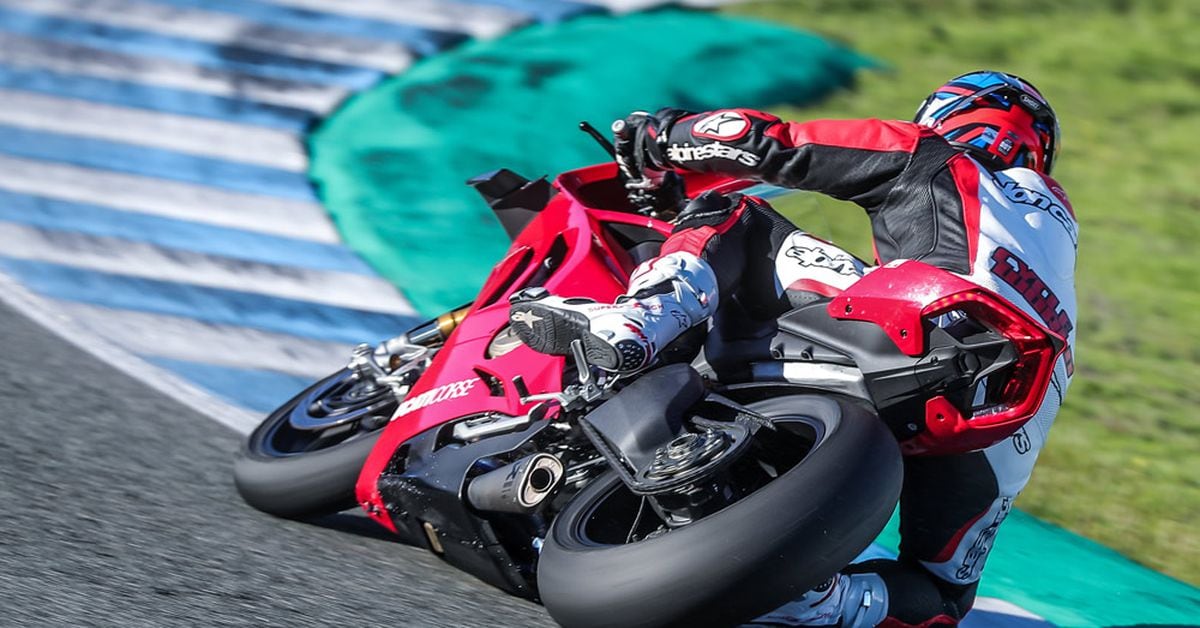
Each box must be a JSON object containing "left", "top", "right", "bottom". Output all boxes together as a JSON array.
[{"left": 308, "top": 9, "right": 871, "bottom": 315}]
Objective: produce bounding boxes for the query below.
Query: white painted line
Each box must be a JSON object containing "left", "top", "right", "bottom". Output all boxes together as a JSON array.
[
  {"left": 0, "top": 89, "right": 308, "bottom": 171},
  {"left": 968, "top": 597, "right": 1048, "bottom": 621},
  {"left": 56, "top": 301, "right": 355, "bottom": 378},
  {"left": 0, "top": 222, "right": 416, "bottom": 314},
  {"left": 0, "top": 0, "right": 414, "bottom": 73},
  {"left": 0, "top": 32, "right": 348, "bottom": 113},
  {"left": 0, "top": 155, "right": 341, "bottom": 243},
  {"left": 962, "top": 597, "right": 1052, "bottom": 627},
  {"left": 0, "top": 269, "right": 262, "bottom": 432},
  {"left": 265, "top": 0, "right": 529, "bottom": 40}
]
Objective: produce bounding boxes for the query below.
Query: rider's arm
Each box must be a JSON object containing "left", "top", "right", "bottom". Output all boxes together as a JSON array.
[{"left": 659, "top": 110, "right": 943, "bottom": 210}]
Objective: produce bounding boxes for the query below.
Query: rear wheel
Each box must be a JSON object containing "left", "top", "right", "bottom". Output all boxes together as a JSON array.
[
  {"left": 234, "top": 369, "right": 401, "bottom": 518},
  {"left": 537, "top": 394, "right": 902, "bottom": 628}
]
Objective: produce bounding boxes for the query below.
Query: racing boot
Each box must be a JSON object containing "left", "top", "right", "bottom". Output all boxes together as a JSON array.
[
  {"left": 746, "top": 574, "right": 888, "bottom": 627},
  {"left": 508, "top": 251, "right": 718, "bottom": 375}
]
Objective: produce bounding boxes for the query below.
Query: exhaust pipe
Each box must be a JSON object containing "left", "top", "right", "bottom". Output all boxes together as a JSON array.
[{"left": 467, "top": 453, "right": 564, "bottom": 514}]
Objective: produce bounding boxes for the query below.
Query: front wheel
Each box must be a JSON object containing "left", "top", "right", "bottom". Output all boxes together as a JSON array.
[
  {"left": 537, "top": 394, "right": 902, "bottom": 628},
  {"left": 234, "top": 369, "right": 400, "bottom": 518}
]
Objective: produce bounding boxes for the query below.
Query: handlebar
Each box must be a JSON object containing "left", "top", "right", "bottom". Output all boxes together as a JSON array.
[
  {"left": 610, "top": 118, "right": 648, "bottom": 188},
  {"left": 579, "top": 119, "right": 685, "bottom": 219}
]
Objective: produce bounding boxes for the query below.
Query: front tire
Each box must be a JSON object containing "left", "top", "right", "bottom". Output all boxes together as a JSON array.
[
  {"left": 234, "top": 370, "right": 398, "bottom": 519},
  {"left": 537, "top": 394, "right": 902, "bottom": 628}
]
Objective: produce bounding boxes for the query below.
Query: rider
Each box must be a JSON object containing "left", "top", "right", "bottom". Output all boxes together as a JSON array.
[{"left": 510, "top": 71, "right": 1077, "bottom": 626}]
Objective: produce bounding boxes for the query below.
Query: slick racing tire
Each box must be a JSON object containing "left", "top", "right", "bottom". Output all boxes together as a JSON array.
[
  {"left": 234, "top": 369, "right": 397, "bottom": 519},
  {"left": 537, "top": 394, "right": 902, "bottom": 628}
]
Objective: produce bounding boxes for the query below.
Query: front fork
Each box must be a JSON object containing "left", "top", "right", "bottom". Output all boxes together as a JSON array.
[
  {"left": 392, "top": 304, "right": 473, "bottom": 353},
  {"left": 350, "top": 304, "right": 474, "bottom": 398}
]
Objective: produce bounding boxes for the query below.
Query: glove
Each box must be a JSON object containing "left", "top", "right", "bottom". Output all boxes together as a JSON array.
[
  {"left": 612, "top": 109, "right": 687, "bottom": 211},
  {"left": 612, "top": 108, "right": 686, "bottom": 178}
]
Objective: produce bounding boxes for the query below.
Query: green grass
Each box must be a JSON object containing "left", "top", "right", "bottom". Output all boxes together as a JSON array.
[{"left": 723, "top": 0, "right": 1200, "bottom": 585}]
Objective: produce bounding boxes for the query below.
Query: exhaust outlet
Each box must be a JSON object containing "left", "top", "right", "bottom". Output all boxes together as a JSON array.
[{"left": 467, "top": 453, "right": 564, "bottom": 514}]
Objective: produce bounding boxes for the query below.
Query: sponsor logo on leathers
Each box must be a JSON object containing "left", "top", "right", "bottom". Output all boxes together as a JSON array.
[
  {"left": 667, "top": 142, "right": 761, "bottom": 167},
  {"left": 1012, "top": 427, "right": 1032, "bottom": 454},
  {"left": 955, "top": 497, "right": 1012, "bottom": 581},
  {"left": 990, "top": 246, "right": 1075, "bottom": 376},
  {"left": 786, "top": 246, "right": 859, "bottom": 275},
  {"left": 692, "top": 111, "right": 751, "bottom": 141},
  {"left": 998, "top": 179, "right": 1077, "bottom": 247},
  {"left": 989, "top": 247, "right": 1073, "bottom": 338}
]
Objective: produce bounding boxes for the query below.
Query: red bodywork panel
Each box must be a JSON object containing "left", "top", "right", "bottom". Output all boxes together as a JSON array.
[
  {"left": 829, "top": 260, "right": 1065, "bottom": 456},
  {"left": 355, "top": 164, "right": 752, "bottom": 530},
  {"left": 354, "top": 163, "right": 1055, "bottom": 527}
]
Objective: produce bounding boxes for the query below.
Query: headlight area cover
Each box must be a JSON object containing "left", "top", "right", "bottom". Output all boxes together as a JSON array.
[{"left": 828, "top": 260, "right": 1066, "bottom": 456}]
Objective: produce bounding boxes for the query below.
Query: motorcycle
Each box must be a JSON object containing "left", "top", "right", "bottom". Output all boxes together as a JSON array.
[{"left": 234, "top": 123, "right": 1065, "bottom": 627}]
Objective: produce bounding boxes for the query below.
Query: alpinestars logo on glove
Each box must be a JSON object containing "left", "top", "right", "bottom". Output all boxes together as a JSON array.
[
  {"left": 667, "top": 143, "right": 761, "bottom": 167},
  {"left": 693, "top": 111, "right": 751, "bottom": 140}
]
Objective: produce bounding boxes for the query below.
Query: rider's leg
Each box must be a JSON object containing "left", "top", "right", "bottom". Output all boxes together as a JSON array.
[
  {"left": 510, "top": 191, "right": 841, "bottom": 373},
  {"left": 773, "top": 230, "right": 870, "bottom": 305},
  {"left": 754, "top": 424, "right": 1050, "bottom": 626},
  {"left": 509, "top": 191, "right": 756, "bottom": 373},
  {"left": 508, "top": 251, "right": 719, "bottom": 373},
  {"left": 882, "top": 431, "right": 1046, "bottom": 626}
]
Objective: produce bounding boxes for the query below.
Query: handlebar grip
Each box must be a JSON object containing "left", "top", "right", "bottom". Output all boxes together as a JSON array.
[{"left": 611, "top": 119, "right": 644, "bottom": 183}]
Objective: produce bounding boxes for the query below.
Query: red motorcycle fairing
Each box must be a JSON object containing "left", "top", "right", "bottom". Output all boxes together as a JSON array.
[
  {"left": 355, "top": 163, "right": 755, "bottom": 531},
  {"left": 829, "top": 259, "right": 1066, "bottom": 456}
]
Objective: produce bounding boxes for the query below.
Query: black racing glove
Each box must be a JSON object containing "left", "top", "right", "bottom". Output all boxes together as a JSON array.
[
  {"left": 611, "top": 108, "right": 686, "bottom": 177},
  {"left": 612, "top": 108, "right": 688, "bottom": 213}
]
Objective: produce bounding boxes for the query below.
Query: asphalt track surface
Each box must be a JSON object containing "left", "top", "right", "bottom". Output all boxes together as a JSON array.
[{"left": 0, "top": 299, "right": 555, "bottom": 627}]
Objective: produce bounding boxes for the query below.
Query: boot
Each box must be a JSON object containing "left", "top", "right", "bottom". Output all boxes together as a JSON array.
[
  {"left": 508, "top": 252, "right": 718, "bottom": 375},
  {"left": 746, "top": 573, "right": 888, "bottom": 627}
]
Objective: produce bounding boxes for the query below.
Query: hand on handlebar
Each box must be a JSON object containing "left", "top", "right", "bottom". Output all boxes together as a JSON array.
[{"left": 612, "top": 109, "right": 685, "bottom": 215}]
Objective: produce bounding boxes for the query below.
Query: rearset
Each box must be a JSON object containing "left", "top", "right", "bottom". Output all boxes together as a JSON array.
[
  {"left": 456, "top": 341, "right": 613, "bottom": 442},
  {"left": 518, "top": 339, "right": 614, "bottom": 412}
]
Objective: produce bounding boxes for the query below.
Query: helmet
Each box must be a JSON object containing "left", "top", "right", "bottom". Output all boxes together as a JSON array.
[{"left": 914, "top": 71, "right": 1060, "bottom": 175}]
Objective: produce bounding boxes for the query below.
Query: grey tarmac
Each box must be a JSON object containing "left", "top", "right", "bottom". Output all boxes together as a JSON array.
[{"left": 0, "top": 298, "right": 555, "bottom": 627}]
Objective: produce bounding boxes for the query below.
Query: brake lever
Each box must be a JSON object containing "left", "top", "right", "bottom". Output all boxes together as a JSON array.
[{"left": 579, "top": 121, "right": 615, "bottom": 157}]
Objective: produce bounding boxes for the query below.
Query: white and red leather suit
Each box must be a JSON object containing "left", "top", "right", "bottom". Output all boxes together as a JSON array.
[{"left": 639, "top": 109, "right": 1078, "bottom": 626}]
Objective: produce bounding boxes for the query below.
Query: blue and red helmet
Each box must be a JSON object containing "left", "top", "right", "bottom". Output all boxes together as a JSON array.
[{"left": 914, "top": 71, "right": 1060, "bottom": 175}]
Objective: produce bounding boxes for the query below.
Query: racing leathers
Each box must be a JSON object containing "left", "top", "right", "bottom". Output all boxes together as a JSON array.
[
  {"left": 516, "top": 108, "right": 1079, "bottom": 626},
  {"left": 671, "top": 108, "right": 1080, "bottom": 626}
]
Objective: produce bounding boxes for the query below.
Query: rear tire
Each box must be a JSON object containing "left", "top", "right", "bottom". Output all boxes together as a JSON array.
[
  {"left": 537, "top": 394, "right": 902, "bottom": 628},
  {"left": 234, "top": 370, "right": 396, "bottom": 519}
]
